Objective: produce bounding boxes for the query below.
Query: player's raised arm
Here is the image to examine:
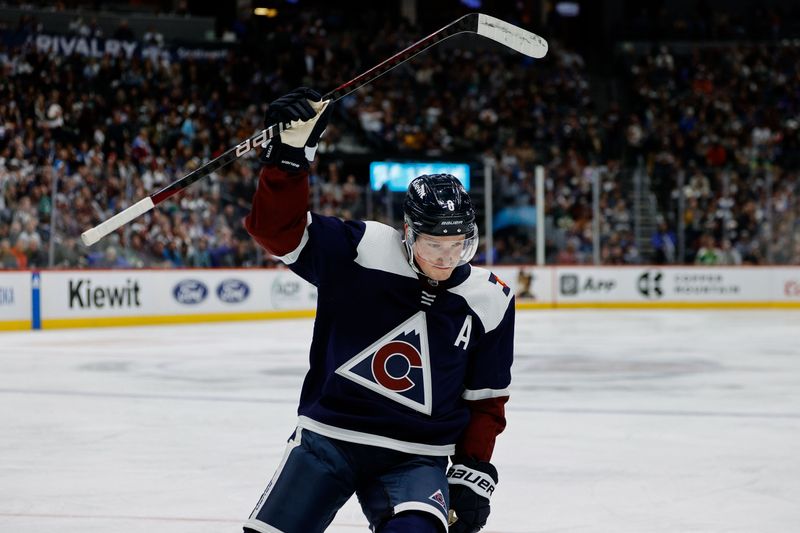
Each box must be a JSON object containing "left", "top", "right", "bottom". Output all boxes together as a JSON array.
[{"left": 244, "top": 88, "right": 331, "bottom": 256}]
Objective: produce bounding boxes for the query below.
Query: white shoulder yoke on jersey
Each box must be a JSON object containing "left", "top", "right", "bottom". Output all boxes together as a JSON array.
[
  {"left": 447, "top": 266, "right": 513, "bottom": 333},
  {"left": 355, "top": 221, "right": 417, "bottom": 278}
]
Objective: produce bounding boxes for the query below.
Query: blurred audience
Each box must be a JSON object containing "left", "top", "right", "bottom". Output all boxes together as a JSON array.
[{"left": 0, "top": 8, "right": 798, "bottom": 270}]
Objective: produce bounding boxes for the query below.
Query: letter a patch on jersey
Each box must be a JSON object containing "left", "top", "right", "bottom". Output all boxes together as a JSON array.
[{"left": 335, "top": 311, "right": 432, "bottom": 415}]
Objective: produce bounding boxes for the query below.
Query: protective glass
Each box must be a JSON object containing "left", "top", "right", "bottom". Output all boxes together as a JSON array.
[{"left": 406, "top": 226, "right": 479, "bottom": 269}]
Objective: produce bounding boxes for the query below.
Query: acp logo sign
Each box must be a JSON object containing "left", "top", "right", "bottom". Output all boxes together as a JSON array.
[
  {"left": 173, "top": 279, "right": 208, "bottom": 305},
  {"left": 216, "top": 279, "right": 249, "bottom": 303},
  {"left": 271, "top": 273, "right": 309, "bottom": 309}
]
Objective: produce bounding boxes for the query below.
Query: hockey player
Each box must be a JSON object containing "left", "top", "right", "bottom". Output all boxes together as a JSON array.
[{"left": 243, "top": 88, "right": 515, "bottom": 533}]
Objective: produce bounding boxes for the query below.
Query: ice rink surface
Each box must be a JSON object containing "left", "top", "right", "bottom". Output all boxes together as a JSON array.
[{"left": 2, "top": 310, "right": 799, "bottom": 533}]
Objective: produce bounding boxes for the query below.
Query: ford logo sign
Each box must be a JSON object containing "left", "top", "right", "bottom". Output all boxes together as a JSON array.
[
  {"left": 173, "top": 279, "right": 208, "bottom": 305},
  {"left": 217, "top": 279, "right": 250, "bottom": 303}
]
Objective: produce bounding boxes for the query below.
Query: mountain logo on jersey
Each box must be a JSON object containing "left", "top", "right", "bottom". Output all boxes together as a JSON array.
[
  {"left": 335, "top": 311, "right": 432, "bottom": 415},
  {"left": 428, "top": 489, "right": 447, "bottom": 511}
]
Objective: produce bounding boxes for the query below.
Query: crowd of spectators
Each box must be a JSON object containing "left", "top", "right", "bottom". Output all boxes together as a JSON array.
[
  {"left": 1, "top": 7, "right": 798, "bottom": 270},
  {"left": 623, "top": 43, "right": 800, "bottom": 264}
]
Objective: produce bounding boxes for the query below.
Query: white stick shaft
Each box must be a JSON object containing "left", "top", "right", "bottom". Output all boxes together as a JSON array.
[
  {"left": 477, "top": 14, "right": 548, "bottom": 58},
  {"left": 81, "top": 197, "right": 155, "bottom": 246}
]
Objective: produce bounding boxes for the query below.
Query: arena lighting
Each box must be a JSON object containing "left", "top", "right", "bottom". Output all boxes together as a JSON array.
[
  {"left": 555, "top": 2, "right": 580, "bottom": 17},
  {"left": 253, "top": 7, "right": 278, "bottom": 17},
  {"left": 370, "top": 161, "right": 471, "bottom": 192}
]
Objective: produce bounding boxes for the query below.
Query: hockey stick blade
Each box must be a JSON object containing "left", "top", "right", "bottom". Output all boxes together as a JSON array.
[
  {"left": 81, "top": 13, "right": 547, "bottom": 247},
  {"left": 476, "top": 14, "right": 548, "bottom": 58}
]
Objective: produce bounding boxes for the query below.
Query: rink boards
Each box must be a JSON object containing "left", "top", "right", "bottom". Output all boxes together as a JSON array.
[{"left": 0, "top": 266, "right": 799, "bottom": 330}]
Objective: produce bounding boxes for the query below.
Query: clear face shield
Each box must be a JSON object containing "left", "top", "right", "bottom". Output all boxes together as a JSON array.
[{"left": 405, "top": 225, "right": 479, "bottom": 271}]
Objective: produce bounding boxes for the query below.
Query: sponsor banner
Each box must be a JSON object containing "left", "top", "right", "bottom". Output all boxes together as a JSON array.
[
  {"left": 636, "top": 268, "right": 762, "bottom": 302},
  {"left": 772, "top": 269, "right": 800, "bottom": 301},
  {"left": 42, "top": 271, "right": 148, "bottom": 318},
  {"left": 4, "top": 265, "right": 799, "bottom": 330},
  {"left": 555, "top": 268, "right": 627, "bottom": 302},
  {"left": 40, "top": 269, "right": 317, "bottom": 320},
  {"left": 0, "top": 272, "right": 30, "bottom": 326},
  {"left": 636, "top": 268, "right": 769, "bottom": 302},
  {"left": 554, "top": 267, "right": 774, "bottom": 303},
  {"left": 492, "top": 266, "right": 553, "bottom": 305},
  {"left": 270, "top": 270, "right": 318, "bottom": 310}
]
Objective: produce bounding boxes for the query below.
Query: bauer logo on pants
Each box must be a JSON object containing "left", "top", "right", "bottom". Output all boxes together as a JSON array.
[{"left": 335, "top": 311, "right": 432, "bottom": 415}]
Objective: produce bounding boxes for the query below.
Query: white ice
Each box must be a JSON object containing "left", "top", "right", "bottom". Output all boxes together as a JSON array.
[{"left": 1, "top": 310, "right": 799, "bottom": 533}]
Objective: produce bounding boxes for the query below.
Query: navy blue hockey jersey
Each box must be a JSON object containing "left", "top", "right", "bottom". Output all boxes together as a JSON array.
[{"left": 246, "top": 166, "right": 514, "bottom": 459}]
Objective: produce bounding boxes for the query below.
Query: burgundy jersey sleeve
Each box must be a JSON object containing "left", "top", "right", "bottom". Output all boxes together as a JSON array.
[
  {"left": 244, "top": 165, "right": 309, "bottom": 257},
  {"left": 456, "top": 295, "right": 515, "bottom": 462}
]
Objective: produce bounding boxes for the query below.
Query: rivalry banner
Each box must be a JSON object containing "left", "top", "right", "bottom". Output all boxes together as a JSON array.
[{"left": 29, "top": 33, "right": 229, "bottom": 62}]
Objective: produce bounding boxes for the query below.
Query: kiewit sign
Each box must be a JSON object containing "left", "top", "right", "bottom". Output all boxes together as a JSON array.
[
  {"left": 36, "top": 269, "right": 316, "bottom": 327},
  {"left": 68, "top": 278, "right": 142, "bottom": 309}
]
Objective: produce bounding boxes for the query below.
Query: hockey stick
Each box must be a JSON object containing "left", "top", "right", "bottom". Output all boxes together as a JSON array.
[{"left": 81, "top": 13, "right": 547, "bottom": 246}]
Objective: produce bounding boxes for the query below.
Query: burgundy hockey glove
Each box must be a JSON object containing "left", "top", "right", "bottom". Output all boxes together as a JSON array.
[
  {"left": 447, "top": 459, "right": 498, "bottom": 533},
  {"left": 261, "top": 87, "right": 331, "bottom": 172}
]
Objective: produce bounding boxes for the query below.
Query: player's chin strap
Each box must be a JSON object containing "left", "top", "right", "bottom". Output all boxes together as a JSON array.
[{"left": 403, "top": 230, "right": 439, "bottom": 287}]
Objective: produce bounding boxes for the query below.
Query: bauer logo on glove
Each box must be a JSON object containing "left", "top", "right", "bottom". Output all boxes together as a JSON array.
[
  {"left": 447, "top": 460, "right": 499, "bottom": 532},
  {"left": 447, "top": 464, "right": 496, "bottom": 499}
]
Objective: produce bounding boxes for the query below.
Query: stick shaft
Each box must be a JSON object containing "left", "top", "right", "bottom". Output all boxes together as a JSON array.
[
  {"left": 82, "top": 13, "right": 547, "bottom": 247},
  {"left": 323, "top": 14, "right": 478, "bottom": 102},
  {"left": 81, "top": 197, "right": 155, "bottom": 246}
]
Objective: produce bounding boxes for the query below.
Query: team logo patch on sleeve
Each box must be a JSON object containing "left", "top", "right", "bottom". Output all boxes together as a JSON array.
[
  {"left": 335, "top": 311, "right": 432, "bottom": 415},
  {"left": 428, "top": 489, "right": 447, "bottom": 511},
  {"left": 488, "top": 272, "right": 511, "bottom": 296}
]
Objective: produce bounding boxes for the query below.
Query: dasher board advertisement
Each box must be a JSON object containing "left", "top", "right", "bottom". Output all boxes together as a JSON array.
[
  {"left": 0, "top": 272, "right": 30, "bottom": 330},
  {"left": 38, "top": 269, "right": 317, "bottom": 327}
]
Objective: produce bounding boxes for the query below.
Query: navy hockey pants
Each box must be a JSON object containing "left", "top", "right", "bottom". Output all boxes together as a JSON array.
[{"left": 244, "top": 428, "right": 448, "bottom": 532}]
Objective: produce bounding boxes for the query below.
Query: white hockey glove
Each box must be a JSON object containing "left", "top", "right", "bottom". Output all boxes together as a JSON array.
[
  {"left": 447, "top": 459, "right": 498, "bottom": 532},
  {"left": 261, "top": 87, "right": 331, "bottom": 172}
]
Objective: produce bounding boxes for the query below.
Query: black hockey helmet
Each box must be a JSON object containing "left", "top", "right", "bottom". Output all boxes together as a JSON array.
[
  {"left": 402, "top": 174, "right": 479, "bottom": 273},
  {"left": 403, "top": 174, "right": 476, "bottom": 236}
]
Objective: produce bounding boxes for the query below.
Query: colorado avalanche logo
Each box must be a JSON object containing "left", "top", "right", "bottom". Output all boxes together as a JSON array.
[
  {"left": 336, "top": 311, "right": 432, "bottom": 415},
  {"left": 428, "top": 489, "right": 447, "bottom": 511}
]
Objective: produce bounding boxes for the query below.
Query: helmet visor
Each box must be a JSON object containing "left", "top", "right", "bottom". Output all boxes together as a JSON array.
[{"left": 407, "top": 226, "right": 479, "bottom": 269}]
